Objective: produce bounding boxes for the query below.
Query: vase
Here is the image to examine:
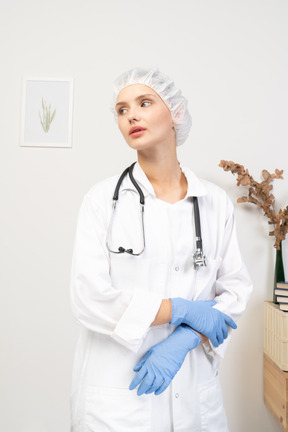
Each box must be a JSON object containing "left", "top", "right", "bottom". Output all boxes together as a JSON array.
[{"left": 273, "top": 240, "right": 285, "bottom": 304}]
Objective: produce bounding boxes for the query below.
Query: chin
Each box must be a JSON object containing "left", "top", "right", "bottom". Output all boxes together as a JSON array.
[
  {"left": 126, "top": 139, "right": 152, "bottom": 151},
  {"left": 128, "top": 145, "right": 147, "bottom": 153}
]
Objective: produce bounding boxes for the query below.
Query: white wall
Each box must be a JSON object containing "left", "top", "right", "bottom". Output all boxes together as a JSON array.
[{"left": 1, "top": 0, "right": 287, "bottom": 430}]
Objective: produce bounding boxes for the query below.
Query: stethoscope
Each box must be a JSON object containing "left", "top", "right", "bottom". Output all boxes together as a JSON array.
[{"left": 106, "top": 162, "right": 207, "bottom": 270}]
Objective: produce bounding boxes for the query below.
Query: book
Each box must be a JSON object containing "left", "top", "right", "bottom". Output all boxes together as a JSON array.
[
  {"left": 277, "top": 282, "right": 288, "bottom": 289},
  {"left": 279, "top": 303, "right": 288, "bottom": 312},
  {"left": 275, "top": 288, "right": 288, "bottom": 296},
  {"left": 277, "top": 296, "right": 288, "bottom": 303}
]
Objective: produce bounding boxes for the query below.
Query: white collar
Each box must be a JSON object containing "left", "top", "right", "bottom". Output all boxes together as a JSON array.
[{"left": 120, "top": 161, "right": 208, "bottom": 198}]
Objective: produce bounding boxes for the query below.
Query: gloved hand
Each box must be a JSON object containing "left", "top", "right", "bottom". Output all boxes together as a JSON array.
[
  {"left": 129, "top": 324, "right": 202, "bottom": 396},
  {"left": 170, "top": 298, "right": 237, "bottom": 347}
]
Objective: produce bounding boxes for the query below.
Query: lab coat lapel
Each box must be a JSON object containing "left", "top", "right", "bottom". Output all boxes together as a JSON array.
[{"left": 179, "top": 162, "right": 208, "bottom": 198}]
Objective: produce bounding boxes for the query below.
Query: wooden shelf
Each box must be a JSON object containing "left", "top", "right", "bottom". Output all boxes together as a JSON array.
[{"left": 264, "top": 353, "right": 288, "bottom": 430}]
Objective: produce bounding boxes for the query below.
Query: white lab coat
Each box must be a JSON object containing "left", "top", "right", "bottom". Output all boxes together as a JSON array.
[{"left": 70, "top": 162, "right": 252, "bottom": 432}]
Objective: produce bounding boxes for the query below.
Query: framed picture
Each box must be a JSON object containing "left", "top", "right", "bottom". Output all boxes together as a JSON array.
[{"left": 20, "top": 77, "right": 74, "bottom": 148}]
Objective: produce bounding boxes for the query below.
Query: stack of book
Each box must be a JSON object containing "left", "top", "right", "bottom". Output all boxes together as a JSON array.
[{"left": 275, "top": 282, "right": 288, "bottom": 311}]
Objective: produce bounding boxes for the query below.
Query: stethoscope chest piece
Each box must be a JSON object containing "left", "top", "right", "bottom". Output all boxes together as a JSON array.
[{"left": 193, "top": 249, "right": 207, "bottom": 270}]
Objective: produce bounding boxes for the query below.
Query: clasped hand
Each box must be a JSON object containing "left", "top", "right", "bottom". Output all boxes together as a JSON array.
[
  {"left": 129, "top": 324, "right": 201, "bottom": 396},
  {"left": 130, "top": 299, "right": 237, "bottom": 396},
  {"left": 170, "top": 298, "right": 237, "bottom": 347}
]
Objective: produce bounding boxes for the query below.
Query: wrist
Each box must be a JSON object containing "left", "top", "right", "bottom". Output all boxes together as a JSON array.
[
  {"left": 181, "top": 324, "right": 207, "bottom": 345},
  {"left": 179, "top": 324, "right": 202, "bottom": 347},
  {"left": 192, "top": 329, "right": 207, "bottom": 345},
  {"left": 151, "top": 299, "right": 172, "bottom": 326},
  {"left": 169, "top": 297, "right": 188, "bottom": 326}
]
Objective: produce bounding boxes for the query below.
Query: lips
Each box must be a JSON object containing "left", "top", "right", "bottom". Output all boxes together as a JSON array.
[{"left": 129, "top": 126, "right": 146, "bottom": 135}]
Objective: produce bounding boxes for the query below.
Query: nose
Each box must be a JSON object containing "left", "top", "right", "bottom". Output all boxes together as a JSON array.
[{"left": 127, "top": 106, "right": 140, "bottom": 123}]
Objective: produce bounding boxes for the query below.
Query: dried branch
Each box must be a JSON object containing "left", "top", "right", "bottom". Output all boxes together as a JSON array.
[{"left": 219, "top": 160, "right": 288, "bottom": 249}]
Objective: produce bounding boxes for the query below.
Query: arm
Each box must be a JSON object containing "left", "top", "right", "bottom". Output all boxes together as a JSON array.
[
  {"left": 71, "top": 194, "right": 209, "bottom": 353},
  {"left": 150, "top": 299, "right": 172, "bottom": 326},
  {"left": 201, "top": 194, "right": 253, "bottom": 359},
  {"left": 71, "top": 194, "right": 163, "bottom": 353},
  {"left": 151, "top": 195, "right": 251, "bottom": 353}
]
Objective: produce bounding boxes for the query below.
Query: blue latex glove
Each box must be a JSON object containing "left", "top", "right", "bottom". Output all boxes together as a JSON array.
[
  {"left": 170, "top": 298, "right": 237, "bottom": 347},
  {"left": 129, "top": 324, "right": 202, "bottom": 396}
]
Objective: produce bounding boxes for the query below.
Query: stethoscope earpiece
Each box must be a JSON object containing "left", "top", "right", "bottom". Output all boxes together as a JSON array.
[{"left": 118, "top": 247, "right": 134, "bottom": 254}]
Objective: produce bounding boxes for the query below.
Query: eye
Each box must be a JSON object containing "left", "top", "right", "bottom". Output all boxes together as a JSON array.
[
  {"left": 141, "top": 101, "right": 152, "bottom": 107},
  {"left": 118, "top": 107, "right": 127, "bottom": 115}
]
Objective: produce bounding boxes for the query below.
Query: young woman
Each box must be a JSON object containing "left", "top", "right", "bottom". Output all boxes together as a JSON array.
[{"left": 70, "top": 67, "right": 252, "bottom": 432}]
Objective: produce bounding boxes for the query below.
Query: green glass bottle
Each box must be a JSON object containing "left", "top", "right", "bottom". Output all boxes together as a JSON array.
[{"left": 273, "top": 241, "right": 285, "bottom": 304}]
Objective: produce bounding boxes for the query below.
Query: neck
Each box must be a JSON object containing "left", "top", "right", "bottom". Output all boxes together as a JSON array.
[
  {"left": 137, "top": 145, "right": 188, "bottom": 202},
  {"left": 137, "top": 144, "right": 180, "bottom": 181}
]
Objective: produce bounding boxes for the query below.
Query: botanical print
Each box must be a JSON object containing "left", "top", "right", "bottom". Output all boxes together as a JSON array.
[
  {"left": 39, "top": 98, "right": 56, "bottom": 133},
  {"left": 20, "top": 78, "right": 73, "bottom": 148}
]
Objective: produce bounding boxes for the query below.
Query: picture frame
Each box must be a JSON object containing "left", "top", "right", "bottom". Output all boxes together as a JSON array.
[{"left": 20, "top": 77, "right": 74, "bottom": 148}]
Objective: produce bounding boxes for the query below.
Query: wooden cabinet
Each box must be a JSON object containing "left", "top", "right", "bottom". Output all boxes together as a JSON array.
[
  {"left": 264, "top": 301, "right": 288, "bottom": 371},
  {"left": 264, "top": 353, "right": 288, "bottom": 430}
]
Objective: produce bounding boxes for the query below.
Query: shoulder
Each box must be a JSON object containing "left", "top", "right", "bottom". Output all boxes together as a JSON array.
[
  {"left": 86, "top": 175, "right": 119, "bottom": 199},
  {"left": 199, "top": 178, "right": 234, "bottom": 221},
  {"left": 201, "top": 178, "right": 230, "bottom": 200},
  {"left": 80, "top": 174, "right": 120, "bottom": 214},
  {"left": 182, "top": 162, "right": 234, "bottom": 214},
  {"left": 182, "top": 163, "right": 231, "bottom": 204}
]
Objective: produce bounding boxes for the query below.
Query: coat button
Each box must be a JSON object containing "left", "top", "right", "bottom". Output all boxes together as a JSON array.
[
  {"left": 175, "top": 393, "right": 179, "bottom": 398},
  {"left": 175, "top": 266, "right": 179, "bottom": 271}
]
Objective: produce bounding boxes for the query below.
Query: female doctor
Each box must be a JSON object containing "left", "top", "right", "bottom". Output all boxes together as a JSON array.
[{"left": 70, "top": 67, "right": 252, "bottom": 432}]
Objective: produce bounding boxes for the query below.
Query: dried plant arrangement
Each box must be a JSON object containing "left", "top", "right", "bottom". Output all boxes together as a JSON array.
[{"left": 219, "top": 160, "right": 288, "bottom": 250}]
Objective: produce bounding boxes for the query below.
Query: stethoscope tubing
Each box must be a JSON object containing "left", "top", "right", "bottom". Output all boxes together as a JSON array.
[{"left": 106, "top": 162, "right": 206, "bottom": 268}]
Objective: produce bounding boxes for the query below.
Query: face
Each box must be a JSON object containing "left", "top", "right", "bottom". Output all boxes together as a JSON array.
[{"left": 115, "top": 84, "right": 175, "bottom": 151}]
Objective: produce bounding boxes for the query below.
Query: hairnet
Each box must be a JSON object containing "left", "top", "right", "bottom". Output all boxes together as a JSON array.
[{"left": 111, "top": 67, "right": 192, "bottom": 146}]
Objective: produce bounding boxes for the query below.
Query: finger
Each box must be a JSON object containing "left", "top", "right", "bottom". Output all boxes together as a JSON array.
[
  {"left": 210, "top": 335, "right": 219, "bottom": 347},
  {"left": 222, "top": 323, "right": 228, "bottom": 340},
  {"left": 224, "top": 314, "right": 237, "bottom": 329},
  {"left": 137, "top": 371, "right": 155, "bottom": 396},
  {"left": 133, "top": 352, "right": 151, "bottom": 372},
  {"left": 155, "top": 378, "right": 171, "bottom": 395},
  {"left": 216, "top": 331, "right": 223, "bottom": 346},
  {"left": 129, "top": 366, "right": 148, "bottom": 391},
  {"left": 145, "top": 376, "right": 164, "bottom": 394}
]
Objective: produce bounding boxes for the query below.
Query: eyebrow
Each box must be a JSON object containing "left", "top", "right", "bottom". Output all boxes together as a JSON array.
[{"left": 115, "top": 93, "right": 156, "bottom": 108}]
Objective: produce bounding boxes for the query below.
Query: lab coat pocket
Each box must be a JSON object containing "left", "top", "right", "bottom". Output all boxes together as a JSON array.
[
  {"left": 194, "top": 258, "right": 222, "bottom": 300},
  {"left": 198, "top": 373, "right": 228, "bottom": 432},
  {"left": 85, "top": 386, "right": 151, "bottom": 432}
]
